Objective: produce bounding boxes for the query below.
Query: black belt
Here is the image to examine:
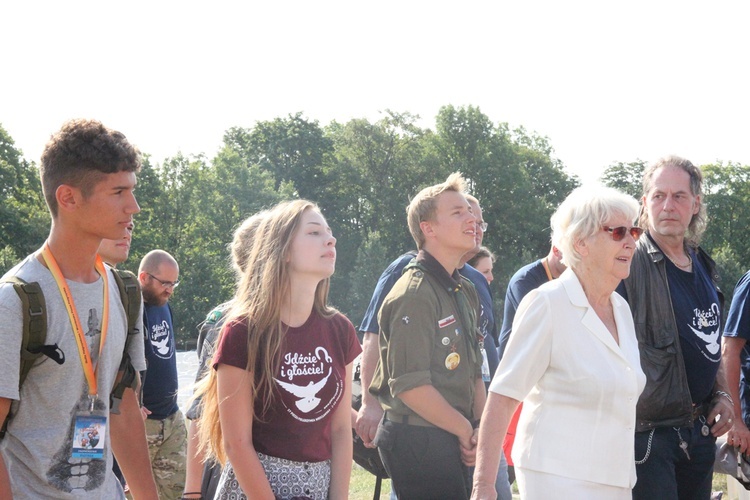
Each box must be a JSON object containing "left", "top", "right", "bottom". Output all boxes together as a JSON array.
[
  {"left": 692, "top": 401, "right": 710, "bottom": 421},
  {"left": 383, "top": 411, "right": 434, "bottom": 428}
]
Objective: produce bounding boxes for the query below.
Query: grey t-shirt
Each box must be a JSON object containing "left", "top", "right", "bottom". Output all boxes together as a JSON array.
[{"left": 0, "top": 255, "right": 146, "bottom": 499}]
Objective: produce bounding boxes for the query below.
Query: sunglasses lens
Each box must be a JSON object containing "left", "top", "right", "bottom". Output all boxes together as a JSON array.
[
  {"left": 630, "top": 227, "right": 644, "bottom": 240},
  {"left": 612, "top": 227, "right": 627, "bottom": 241}
]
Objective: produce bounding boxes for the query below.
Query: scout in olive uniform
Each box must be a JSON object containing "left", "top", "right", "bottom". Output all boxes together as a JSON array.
[{"left": 370, "top": 173, "right": 486, "bottom": 500}]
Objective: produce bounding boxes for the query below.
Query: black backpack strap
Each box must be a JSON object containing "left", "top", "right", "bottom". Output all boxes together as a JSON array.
[
  {"left": 373, "top": 475, "right": 382, "bottom": 500},
  {"left": 0, "top": 276, "right": 58, "bottom": 439},
  {"left": 109, "top": 269, "right": 141, "bottom": 414}
]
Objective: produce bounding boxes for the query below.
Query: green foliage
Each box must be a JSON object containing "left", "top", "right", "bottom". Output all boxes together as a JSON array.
[
  {"left": 701, "top": 162, "right": 750, "bottom": 305},
  {"left": 21, "top": 110, "right": 733, "bottom": 346},
  {"left": 340, "top": 232, "right": 395, "bottom": 327},
  {"left": 600, "top": 159, "right": 647, "bottom": 199},
  {"left": 0, "top": 245, "right": 19, "bottom": 276},
  {"left": 0, "top": 124, "right": 49, "bottom": 258},
  {"left": 428, "top": 105, "right": 578, "bottom": 298}
]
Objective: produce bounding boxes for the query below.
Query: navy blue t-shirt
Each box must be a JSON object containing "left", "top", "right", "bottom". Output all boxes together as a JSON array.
[
  {"left": 459, "top": 264, "right": 500, "bottom": 380},
  {"left": 142, "top": 302, "right": 179, "bottom": 419},
  {"left": 359, "top": 252, "right": 500, "bottom": 380},
  {"left": 666, "top": 250, "right": 722, "bottom": 405},
  {"left": 724, "top": 270, "right": 750, "bottom": 422},
  {"left": 359, "top": 252, "right": 415, "bottom": 335},
  {"left": 499, "top": 259, "right": 549, "bottom": 358}
]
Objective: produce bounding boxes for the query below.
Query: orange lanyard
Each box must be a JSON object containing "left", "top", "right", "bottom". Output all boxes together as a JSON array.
[
  {"left": 41, "top": 243, "right": 109, "bottom": 397},
  {"left": 542, "top": 258, "right": 554, "bottom": 282}
]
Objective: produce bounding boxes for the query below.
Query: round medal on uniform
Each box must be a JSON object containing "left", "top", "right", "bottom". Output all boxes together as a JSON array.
[
  {"left": 441, "top": 337, "right": 450, "bottom": 346},
  {"left": 445, "top": 352, "right": 460, "bottom": 370}
]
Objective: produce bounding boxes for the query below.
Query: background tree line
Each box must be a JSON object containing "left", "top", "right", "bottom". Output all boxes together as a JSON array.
[{"left": 2, "top": 105, "right": 749, "bottom": 346}]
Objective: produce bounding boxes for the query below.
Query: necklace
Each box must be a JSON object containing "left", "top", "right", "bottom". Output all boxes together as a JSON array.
[{"left": 666, "top": 251, "right": 692, "bottom": 270}]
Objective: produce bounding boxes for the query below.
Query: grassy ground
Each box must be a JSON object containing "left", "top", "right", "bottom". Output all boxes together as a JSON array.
[
  {"left": 349, "top": 464, "right": 392, "bottom": 500},
  {"left": 714, "top": 473, "right": 728, "bottom": 497},
  {"left": 348, "top": 465, "right": 524, "bottom": 499},
  {"left": 350, "top": 465, "right": 732, "bottom": 499}
]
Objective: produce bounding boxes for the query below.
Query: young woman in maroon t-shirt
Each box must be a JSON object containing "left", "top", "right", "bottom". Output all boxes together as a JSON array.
[{"left": 195, "top": 200, "right": 360, "bottom": 500}]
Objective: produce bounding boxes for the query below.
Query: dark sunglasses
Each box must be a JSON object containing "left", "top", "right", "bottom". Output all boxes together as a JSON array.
[{"left": 603, "top": 226, "right": 644, "bottom": 241}]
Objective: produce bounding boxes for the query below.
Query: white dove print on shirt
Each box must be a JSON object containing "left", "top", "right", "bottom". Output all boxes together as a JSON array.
[
  {"left": 688, "top": 303, "right": 721, "bottom": 360},
  {"left": 275, "top": 367, "right": 332, "bottom": 412},
  {"left": 275, "top": 346, "right": 343, "bottom": 423},
  {"left": 149, "top": 319, "right": 174, "bottom": 359}
]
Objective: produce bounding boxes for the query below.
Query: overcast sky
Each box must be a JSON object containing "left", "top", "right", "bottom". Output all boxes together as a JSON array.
[{"left": 3, "top": 1, "right": 749, "bottom": 184}]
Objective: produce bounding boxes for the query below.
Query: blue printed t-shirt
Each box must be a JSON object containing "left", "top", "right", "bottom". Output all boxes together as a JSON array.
[
  {"left": 723, "top": 271, "right": 750, "bottom": 422},
  {"left": 499, "top": 259, "right": 548, "bottom": 358},
  {"left": 666, "top": 250, "right": 722, "bottom": 405},
  {"left": 460, "top": 263, "right": 500, "bottom": 381},
  {"left": 142, "top": 302, "right": 179, "bottom": 419},
  {"left": 359, "top": 252, "right": 415, "bottom": 335}
]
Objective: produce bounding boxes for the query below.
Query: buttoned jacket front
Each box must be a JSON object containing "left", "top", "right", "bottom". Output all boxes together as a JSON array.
[{"left": 490, "top": 269, "right": 646, "bottom": 488}]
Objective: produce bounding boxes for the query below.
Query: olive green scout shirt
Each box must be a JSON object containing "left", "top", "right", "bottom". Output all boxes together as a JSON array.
[{"left": 369, "top": 250, "right": 482, "bottom": 423}]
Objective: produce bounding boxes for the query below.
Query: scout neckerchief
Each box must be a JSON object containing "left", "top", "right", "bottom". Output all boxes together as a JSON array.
[{"left": 41, "top": 243, "right": 109, "bottom": 460}]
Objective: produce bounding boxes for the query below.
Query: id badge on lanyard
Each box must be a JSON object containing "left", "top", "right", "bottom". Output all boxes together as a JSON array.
[
  {"left": 73, "top": 398, "right": 107, "bottom": 460},
  {"left": 479, "top": 340, "right": 490, "bottom": 383},
  {"left": 42, "top": 244, "right": 110, "bottom": 461}
]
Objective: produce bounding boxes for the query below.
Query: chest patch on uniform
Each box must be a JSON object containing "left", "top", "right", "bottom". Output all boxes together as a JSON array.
[
  {"left": 402, "top": 316, "right": 410, "bottom": 324},
  {"left": 438, "top": 315, "right": 456, "bottom": 328}
]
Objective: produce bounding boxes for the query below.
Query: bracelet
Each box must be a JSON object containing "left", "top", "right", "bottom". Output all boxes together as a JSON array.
[
  {"left": 181, "top": 493, "right": 203, "bottom": 500},
  {"left": 714, "top": 390, "right": 735, "bottom": 406}
]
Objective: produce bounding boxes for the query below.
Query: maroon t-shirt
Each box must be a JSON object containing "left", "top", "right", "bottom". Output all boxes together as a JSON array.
[{"left": 214, "top": 309, "right": 361, "bottom": 462}]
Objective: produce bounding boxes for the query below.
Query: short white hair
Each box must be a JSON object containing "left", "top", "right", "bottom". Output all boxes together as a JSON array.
[{"left": 551, "top": 185, "right": 640, "bottom": 269}]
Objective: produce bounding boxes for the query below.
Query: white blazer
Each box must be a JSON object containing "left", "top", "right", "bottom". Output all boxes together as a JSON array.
[{"left": 490, "top": 268, "right": 646, "bottom": 488}]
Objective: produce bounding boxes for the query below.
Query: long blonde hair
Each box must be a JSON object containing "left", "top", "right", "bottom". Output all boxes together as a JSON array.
[{"left": 196, "top": 200, "right": 337, "bottom": 465}]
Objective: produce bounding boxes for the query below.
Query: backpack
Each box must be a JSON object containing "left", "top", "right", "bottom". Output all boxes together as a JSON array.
[{"left": 0, "top": 268, "right": 142, "bottom": 439}]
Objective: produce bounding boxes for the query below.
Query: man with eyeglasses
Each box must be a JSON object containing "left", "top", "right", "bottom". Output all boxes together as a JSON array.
[
  {"left": 137, "top": 249, "right": 186, "bottom": 500},
  {"left": 618, "top": 156, "right": 733, "bottom": 499}
]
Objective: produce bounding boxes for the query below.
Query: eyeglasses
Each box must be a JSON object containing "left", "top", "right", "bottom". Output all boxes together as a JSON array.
[
  {"left": 603, "top": 226, "right": 644, "bottom": 242},
  {"left": 147, "top": 272, "right": 180, "bottom": 289},
  {"left": 476, "top": 221, "right": 488, "bottom": 232}
]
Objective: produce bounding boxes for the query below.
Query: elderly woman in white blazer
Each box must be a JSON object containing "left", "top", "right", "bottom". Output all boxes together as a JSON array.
[{"left": 472, "top": 186, "right": 647, "bottom": 500}]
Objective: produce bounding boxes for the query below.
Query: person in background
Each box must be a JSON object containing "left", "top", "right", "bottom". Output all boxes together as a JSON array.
[
  {"left": 98, "top": 222, "right": 137, "bottom": 493},
  {"left": 498, "top": 245, "right": 565, "bottom": 358},
  {"left": 466, "top": 246, "right": 495, "bottom": 284},
  {"left": 0, "top": 119, "right": 156, "bottom": 498},
  {"left": 497, "top": 242, "right": 565, "bottom": 484},
  {"left": 472, "top": 185, "right": 646, "bottom": 499},
  {"left": 723, "top": 270, "right": 750, "bottom": 454},
  {"left": 369, "top": 173, "right": 486, "bottom": 499},
  {"left": 182, "top": 211, "right": 267, "bottom": 500},
  {"left": 197, "top": 200, "right": 360, "bottom": 499},
  {"left": 99, "top": 222, "right": 134, "bottom": 268},
  {"left": 620, "top": 155, "right": 733, "bottom": 499},
  {"left": 138, "top": 249, "right": 187, "bottom": 500}
]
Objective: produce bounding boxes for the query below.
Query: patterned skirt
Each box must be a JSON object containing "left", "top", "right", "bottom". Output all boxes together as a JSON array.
[{"left": 216, "top": 452, "right": 331, "bottom": 500}]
